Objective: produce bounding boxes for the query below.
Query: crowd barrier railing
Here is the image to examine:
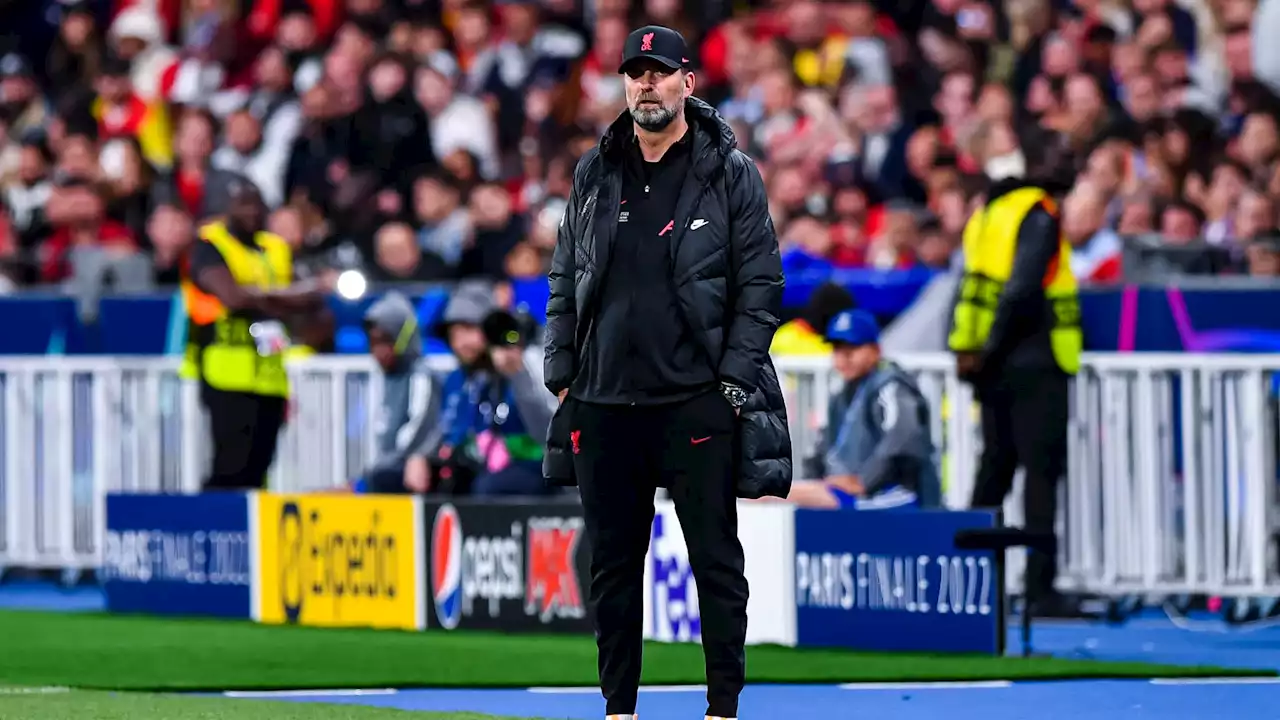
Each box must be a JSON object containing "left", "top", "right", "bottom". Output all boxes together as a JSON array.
[{"left": 2, "top": 353, "right": 1278, "bottom": 600}]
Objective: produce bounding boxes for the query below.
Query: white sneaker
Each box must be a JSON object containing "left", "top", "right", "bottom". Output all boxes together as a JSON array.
[{"left": 605, "top": 715, "right": 637, "bottom": 719}]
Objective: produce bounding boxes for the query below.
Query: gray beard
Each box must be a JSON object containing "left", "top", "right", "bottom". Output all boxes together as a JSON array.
[{"left": 629, "top": 103, "right": 679, "bottom": 132}]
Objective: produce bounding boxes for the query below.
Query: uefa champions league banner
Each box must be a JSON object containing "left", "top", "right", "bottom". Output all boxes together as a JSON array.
[
  {"left": 103, "top": 493, "right": 255, "bottom": 619},
  {"left": 643, "top": 502, "right": 798, "bottom": 646},
  {"left": 641, "top": 502, "right": 1006, "bottom": 654},
  {"left": 792, "top": 508, "right": 1005, "bottom": 655}
]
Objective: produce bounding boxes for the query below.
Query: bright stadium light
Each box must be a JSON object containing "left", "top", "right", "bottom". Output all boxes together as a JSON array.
[{"left": 336, "top": 269, "right": 367, "bottom": 301}]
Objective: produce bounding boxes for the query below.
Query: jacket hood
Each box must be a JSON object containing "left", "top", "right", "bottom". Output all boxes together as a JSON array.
[
  {"left": 364, "top": 291, "right": 422, "bottom": 362},
  {"left": 433, "top": 281, "right": 495, "bottom": 338},
  {"left": 601, "top": 96, "right": 737, "bottom": 181}
]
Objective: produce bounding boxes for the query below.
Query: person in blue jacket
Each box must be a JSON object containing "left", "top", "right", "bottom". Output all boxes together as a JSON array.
[
  {"left": 433, "top": 308, "right": 558, "bottom": 496},
  {"left": 406, "top": 282, "right": 558, "bottom": 496},
  {"left": 786, "top": 309, "right": 943, "bottom": 510}
]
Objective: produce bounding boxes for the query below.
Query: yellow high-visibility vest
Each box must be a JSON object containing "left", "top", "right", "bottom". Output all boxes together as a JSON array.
[
  {"left": 179, "top": 221, "right": 293, "bottom": 397},
  {"left": 948, "top": 186, "right": 1082, "bottom": 375}
]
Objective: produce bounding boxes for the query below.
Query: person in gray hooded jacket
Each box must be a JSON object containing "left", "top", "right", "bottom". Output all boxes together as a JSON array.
[
  {"left": 360, "top": 292, "right": 441, "bottom": 493},
  {"left": 787, "top": 309, "right": 942, "bottom": 510}
]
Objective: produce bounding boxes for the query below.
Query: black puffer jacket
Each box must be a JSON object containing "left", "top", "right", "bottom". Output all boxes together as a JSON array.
[{"left": 542, "top": 97, "right": 792, "bottom": 499}]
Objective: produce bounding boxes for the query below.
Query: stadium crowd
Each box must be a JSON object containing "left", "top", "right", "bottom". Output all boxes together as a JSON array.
[{"left": 0, "top": 0, "right": 1279, "bottom": 299}]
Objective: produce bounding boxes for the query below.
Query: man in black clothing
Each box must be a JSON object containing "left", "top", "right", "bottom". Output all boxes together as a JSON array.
[{"left": 543, "top": 25, "right": 791, "bottom": 720}]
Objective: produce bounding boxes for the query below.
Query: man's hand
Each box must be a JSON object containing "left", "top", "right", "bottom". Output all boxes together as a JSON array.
[
  {"left": 404, "top": 455, "right": 431, "bottom": 493},
  {"left": 826, "top": 474, "right": 865, "bottom": 496},
  {"left": 956, "top": 352, "right": 983, "bottom": 381},
  {"left": 557, "top": 389, "right": 568, "bottom": 405},
  {"left": 490, "top": 345, "right": 524, "bottom": 376}
]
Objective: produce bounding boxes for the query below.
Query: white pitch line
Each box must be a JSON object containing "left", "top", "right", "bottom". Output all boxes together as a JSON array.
[
  {"left": 223, "top": 689, "right": 399, "bottom": 698},
  {"left": 528, "top": 685, "right": 706, "bottom": 694},
  {"left": 1149, "top": 678, "right": 1280, "bottom": 686},
  {"left": 0, "top": 687, "right": 70, "bottom": 695},
  {"left": 838, "top": 681, "right": 1014, "bottom": 690}
]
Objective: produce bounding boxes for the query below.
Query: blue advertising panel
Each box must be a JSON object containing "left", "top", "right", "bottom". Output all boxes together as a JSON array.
[
  {"left": 103, "top": 493, "right": 253, "bottom": 618},
  {"left": 793, "top": 509, "right": 1004, "bottom": 655}
]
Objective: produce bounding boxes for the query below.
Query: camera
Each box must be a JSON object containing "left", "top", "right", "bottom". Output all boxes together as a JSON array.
[{"left": 482, "top": 308, "right": 537, "bottom": 348}]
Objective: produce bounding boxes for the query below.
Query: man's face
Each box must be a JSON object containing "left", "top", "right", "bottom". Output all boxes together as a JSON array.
[
  {"left": 368, "top": 327, "right": 397, "bottom": 371},
  {"left": 176, "top": 115, "right": 214, "bottom": 161},
  {"left": 448, "top": 323, "right": 487, "bottom": 366},
  {"left": 1, "top": 75, "right": 33, "bottom": 105},
  {"left": 832, "top": 344, "right": 878, "bottom": 380},
  {"left": 623, "top": 60, "right": 689, "bottom": 132},
  {"left": 95, "top": 73, "right": 131, "bottom": 103},
  {"left": 1247, "top": 244, "right": 1280, "bottom": 276},
  {"left": 228, "top": 192, "right": 266, "bottom": 232},
  {"left": 1160, "top": 207, "right": 1200, "bottom": 244}
]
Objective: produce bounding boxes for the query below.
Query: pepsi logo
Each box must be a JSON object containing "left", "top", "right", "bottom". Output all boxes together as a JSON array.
[{"left": 431, "top": 504, "right": 463, "bottom": 630}]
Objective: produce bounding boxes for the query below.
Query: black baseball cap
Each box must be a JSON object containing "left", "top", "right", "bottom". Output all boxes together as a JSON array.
[{"left": 618, "top": 25, "right": 690, "bottom": 74}]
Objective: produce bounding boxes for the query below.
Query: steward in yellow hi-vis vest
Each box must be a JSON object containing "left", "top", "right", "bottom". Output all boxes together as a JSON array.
[
  {"left": 949, "top": 183, "right": 1081, "bottom": 376},
  {"left": 181, "top": 220, "right": 293, "bottom": 397},
  {"left": 180, "top": 179, "right": 330, "bottom": 490},
  {"left": 948, "top": 176, "right": 1081, "bottom": 617}
]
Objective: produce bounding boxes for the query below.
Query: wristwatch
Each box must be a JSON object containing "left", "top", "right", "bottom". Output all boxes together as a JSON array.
[{"left": 721, "top": 382, "right": 749, "bottom": 409}]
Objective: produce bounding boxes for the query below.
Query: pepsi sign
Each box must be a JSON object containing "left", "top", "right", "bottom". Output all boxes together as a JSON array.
[{"left": 425, "top": 500, "right": 592, "bottom": 633}]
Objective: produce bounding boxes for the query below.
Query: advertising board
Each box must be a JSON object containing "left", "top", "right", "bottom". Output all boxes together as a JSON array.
[
  {"left": 425, "top": 500, "right": 592, "bottom": 633},
  {"left": 642, "top": 501, "right": 796, "bottom": 646},
  {"left": 103, "top": 493, "right": 253, "bottom": 618},
  {"left": 793, "top": 508, "right": 1004, "bottom": 654},
  {"left": 255, "top": 493, "right": 425, "bottom": 630}
]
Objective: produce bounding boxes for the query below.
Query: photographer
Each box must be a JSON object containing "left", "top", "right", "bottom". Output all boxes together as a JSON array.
[
  {"left": 464, "top": 307, "right": 558, "bottom": 496},
  {"left": 404, "top": 282, "right": 494, "bottom": 494},
  {"left": 406, "top": 285, "right": 557, "bottom": 496}
]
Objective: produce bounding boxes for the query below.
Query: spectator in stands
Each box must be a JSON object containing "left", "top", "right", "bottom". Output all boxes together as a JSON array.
[
  {"left": 146, "top": 202, "right": 193, "bottom": 285},
  {"left": 453, "top": 306, "right": 559, "bottom": 496},
  {"left": 107, "top": 6, "right": 178, "bottom": 103},
  {"left": 370, "top": 221, "right": 449, "bottom": 282},
  {"left": 771, "top": 281, "right": 856, "bottom": 357},
  {"left": 92, "top": 52, "right": 171, "bottom": 170},
  {"left": 154, "top": 108, "right": 240, "bottom": 220},
  {"left": 412, "top": 172, "right": 469, "bottom": 268},
  {"left": 789, "top": 309, "right": 941, "bottom": 509},
  {"left": 358, "top": 291, "right": 439, "bottom": 494},
  {"left": 1246, "top": 237, "right": 1280, "bottom": 276},
  {"left": 46, "top": 0, "right": 103, "bottom": 100},
  {"left": 7, "top": 138, "right": 53, "bottom": 263},
  {"left": 42, "top": 178, "right": 137, "bottom": 284},
  {"left": 1, "top": 54, "right": 51, "bottom": 147},
  {"left": 1064, "top": 181, "right": 1124, "bottom": 283},
  {"left": 101, "top": 136, "right": 155, "bottom": 238},
  {"left": 405, "top": 281, "right": 496, "bottom": 494},
  {"left": 211, "top": 109, "right": 286, "bottom": 207}
]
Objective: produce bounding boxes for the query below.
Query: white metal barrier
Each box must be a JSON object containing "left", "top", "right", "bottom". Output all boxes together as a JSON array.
[{"left": 1, "top": 353, "right": 1277, "bottom": 599}]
